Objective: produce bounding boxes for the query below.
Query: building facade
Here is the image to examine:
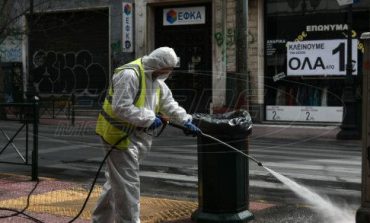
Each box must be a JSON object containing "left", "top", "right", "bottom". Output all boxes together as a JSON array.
[
  {"left": 134, "top": 0, "right": 263, "bottom": 114},
  {"left": 1, "top": 0, "right": 369, "bottom": 124}
]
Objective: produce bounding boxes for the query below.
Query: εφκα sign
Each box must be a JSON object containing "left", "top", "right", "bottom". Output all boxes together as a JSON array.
[
  {"left": 287, "top": 39, "right": 358, "bottom": 76},
  {"left": 163, "top": 6, "right": 206, "bottom": 26},
  {"left": 122, "top": 2, "right": 133, "bottom": 52}
]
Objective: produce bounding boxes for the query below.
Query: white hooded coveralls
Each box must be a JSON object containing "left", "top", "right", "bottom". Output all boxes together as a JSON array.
[{"left": 92, "top": 47, "right": 191, "bottom": 223}]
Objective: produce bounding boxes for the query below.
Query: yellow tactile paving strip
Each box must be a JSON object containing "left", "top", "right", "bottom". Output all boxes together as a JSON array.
[{"left": 0, "top": 186, "right": 197, "bottom": 222}]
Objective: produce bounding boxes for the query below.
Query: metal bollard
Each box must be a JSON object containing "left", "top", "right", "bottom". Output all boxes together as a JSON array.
[{"left": 31, "top": 97, "right": 39, "bottom": 181}]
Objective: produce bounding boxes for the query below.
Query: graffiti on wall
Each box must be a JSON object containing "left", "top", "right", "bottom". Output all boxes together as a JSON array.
[
  {"left": 215, "top": 28, "right": 235, "bottom": 62},
  {"left": 111, "top": 40, "right": 122, "bottom": 55},
  {"left": 31, "top": 50, "right": 107, "bottom": 95},
  {"left": 214, "top": 28, "right": 236, "bottom": 48}
]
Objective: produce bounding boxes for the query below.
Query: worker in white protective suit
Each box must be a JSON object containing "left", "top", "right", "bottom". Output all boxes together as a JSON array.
[{"left": 93, "top": 47, "right": 200, "bottom": 223}]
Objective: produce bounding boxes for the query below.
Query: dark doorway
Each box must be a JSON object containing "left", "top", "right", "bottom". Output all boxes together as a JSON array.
[{"left": 155, "top": 4, "right": 212, "bottom": 113}]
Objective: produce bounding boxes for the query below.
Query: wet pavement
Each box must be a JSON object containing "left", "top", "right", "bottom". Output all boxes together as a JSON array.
[
  {"left": 0, "top": 172, "right": 359, "bottom": 223},
  {"left": 0, "top": 117, "right": 361, "bottom": 222}
]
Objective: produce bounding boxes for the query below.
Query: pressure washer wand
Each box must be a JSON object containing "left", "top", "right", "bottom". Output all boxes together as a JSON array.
[
  {"left": 200, "top": 132, "right": 263, "bottom": 167},
  {"left": 168, "top": 122, "right": 263, "bottom": 167}
]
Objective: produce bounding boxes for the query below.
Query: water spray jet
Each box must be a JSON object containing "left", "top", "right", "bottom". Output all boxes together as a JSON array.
[{"left": 168, "top": 121, "right": 264, "bottom": 167}]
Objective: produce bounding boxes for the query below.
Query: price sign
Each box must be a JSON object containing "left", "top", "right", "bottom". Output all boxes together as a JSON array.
[
  {"left": 287, "top": 39, "right": 358, "bottom": 76},
  {"left": 336, "top": 0, "right": 360, "bottom": 6},
  {"left": 266, "top": 106, "right": 343, "bottom": 122}
]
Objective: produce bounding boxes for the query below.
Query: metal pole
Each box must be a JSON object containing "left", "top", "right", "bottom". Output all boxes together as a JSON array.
[
  {"left": 337, "top": 4, "right": 360, "bottom": 140},
  {"left": 26, "top": 120, "right": 29, "bottom": 164},
  {"left": 356, "top": 32, "right": 370, "bottom": 223},
  {"left": 31, "top": 98, "right": 38, "bottom": 181},
  {"left": 71, "top": 93, "right": 75, "bottom": 126},
  {"left": 26, "top": 0, "right": 35, "bottom": 101},
  {"left": 347, "top": 4, "right": 352, "bottom": 80},
  {"left": 235, "top": 0, "right": 249, "bottom": 109},
  {"left": 52, "top": 97, "right": 55, "bottom": 119},
  {"left": 236, "top": 0, "right": 248, "bottom": 74}
]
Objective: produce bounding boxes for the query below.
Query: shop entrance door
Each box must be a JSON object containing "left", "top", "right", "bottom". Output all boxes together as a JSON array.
[{"left": 155, "top": 4, "right": 212, "bottom": 113}]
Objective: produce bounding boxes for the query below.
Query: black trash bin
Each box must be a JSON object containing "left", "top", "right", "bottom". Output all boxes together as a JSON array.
[{"left": 191, "top": 110, "right": 254, "bottom": 223}]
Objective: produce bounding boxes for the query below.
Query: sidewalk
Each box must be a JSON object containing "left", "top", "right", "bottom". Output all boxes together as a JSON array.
[
  {"left": 0, "top": 173, "right": 277, "bottom": 223},
  {"left": 0, "top": 172, "right": 348, "bottom": 223}
]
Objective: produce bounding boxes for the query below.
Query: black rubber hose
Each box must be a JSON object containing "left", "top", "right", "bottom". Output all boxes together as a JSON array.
[{"left": 0, "top": 179, "right": 44, "bottom": 223}]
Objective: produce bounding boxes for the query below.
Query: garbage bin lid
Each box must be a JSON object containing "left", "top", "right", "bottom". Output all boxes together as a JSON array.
[{"left": 193, "top": 110, "right": 252, "bottom": 136}]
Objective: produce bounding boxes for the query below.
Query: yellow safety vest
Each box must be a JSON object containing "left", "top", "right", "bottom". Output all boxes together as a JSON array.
[{"left": 95, "top": 58, "right": 160, "bottom": 149}]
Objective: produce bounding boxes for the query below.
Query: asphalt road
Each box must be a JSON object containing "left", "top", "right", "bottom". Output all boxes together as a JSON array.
[{"left": 0, "top": 120, "right": 362, "bottom": 209}]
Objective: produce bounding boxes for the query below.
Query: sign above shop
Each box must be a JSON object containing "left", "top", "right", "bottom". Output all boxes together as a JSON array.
[
  {"left": 163, "top": 6, "right": 206, "bottom": 26},
  {"left": 287, "top": 39, "right": 358, "bottom": 76},
  {"left": 336, "top": 0, "right": 360, "bottom": 6},
  {"left": 122, "top": 2, "right": 133, "bottom": 52},
  {"left": 266, "top": 106, "right": 343, "bottom": 122},
  {"left": 306, "top": 24, "right": 348, "bottom": 32}
]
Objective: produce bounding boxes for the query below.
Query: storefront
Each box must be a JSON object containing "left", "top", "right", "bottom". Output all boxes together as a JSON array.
[
  {"left": 135, "top": 0, "right": 238, "bottom": 114},
  {"left": 29, "top": 9, "right": 109, "bottom": 99},
  {"left": 264, "top": 0, "right": 370, "bottom": 123},
  {"left": 154, "top": 4, "right": 212, "bottom": 113}
]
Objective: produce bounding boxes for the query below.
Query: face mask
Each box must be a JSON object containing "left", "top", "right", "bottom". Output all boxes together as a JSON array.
[{"left": 156, "top": 72, "right": 171, "bottom": 80}]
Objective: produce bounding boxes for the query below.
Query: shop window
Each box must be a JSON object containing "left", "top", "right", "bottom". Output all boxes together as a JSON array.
[{"left": 264, "top": 0, "right": 370, "bottom": 122}]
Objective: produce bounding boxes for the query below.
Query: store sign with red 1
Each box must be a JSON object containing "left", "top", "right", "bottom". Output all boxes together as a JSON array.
[{"left": 287, "top": 39, "right": 358, "bottom": 76}]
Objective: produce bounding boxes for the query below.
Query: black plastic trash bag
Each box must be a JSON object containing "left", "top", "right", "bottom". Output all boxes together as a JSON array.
[
  {"left": 193, "top": 109, "right": 252, "bottom": 138},
  {"left": 191, "top": 109, "right": 254, "bottom": 221}
]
